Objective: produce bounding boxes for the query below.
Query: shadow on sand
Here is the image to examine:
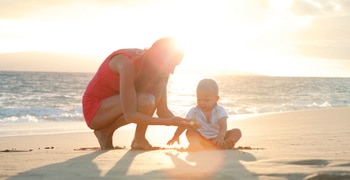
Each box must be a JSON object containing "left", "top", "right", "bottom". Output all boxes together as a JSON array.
[{"left": 8, "top": 149, "right": 257, "bottom": 179}]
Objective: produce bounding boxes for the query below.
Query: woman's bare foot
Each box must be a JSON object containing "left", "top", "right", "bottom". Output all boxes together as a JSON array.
[
  {"left": 94, "top": 117, "right": 128, "bottom": 150},
  {"left": 94, "top": 129, "right": 114, "bottom": 150},
  {"left": 131, "top": 138, "right": 156, "bottom": 150}
]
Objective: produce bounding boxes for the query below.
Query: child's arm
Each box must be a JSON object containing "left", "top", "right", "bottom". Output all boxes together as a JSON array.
[
  {"left": 167, "top": 108, "right": 199, "bottom": 145},
  {"left": 167, "top": 127, "right": 186, "bottom": 145},
  {"left": 214, "top": 117, "right": 228, "bottom": 146}
]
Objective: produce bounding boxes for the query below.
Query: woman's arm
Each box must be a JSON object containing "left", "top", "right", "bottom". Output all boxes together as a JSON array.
[
  {"left": 156, "top": 85, "right": 174, "bottom": 118},
  {"left": 110, "top": 55, "right": 185, "bottom": 126}
]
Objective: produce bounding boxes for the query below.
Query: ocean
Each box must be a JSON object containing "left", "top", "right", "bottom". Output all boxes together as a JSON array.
[{"left": 1, "top": 71, "right": 350, "bottom": 124}]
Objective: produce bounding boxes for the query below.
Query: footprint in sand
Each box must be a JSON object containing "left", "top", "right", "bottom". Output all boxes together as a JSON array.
[
  {"left": 335, "top": 162, "right": 350, "bottom": 167},
  {"left": 304, "top": 171, "right": 350, "bottom": 180},
  {"left": 288, "top": 159, "right": 329, "bottom": 166}
]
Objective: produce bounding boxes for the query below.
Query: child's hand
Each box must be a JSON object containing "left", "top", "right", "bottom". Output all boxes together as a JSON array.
[
  {"left": 167, "top": 136, "right": 180, "bottom": 146},
  {"left": 213, "top": 137, "right": 225, "bottom": 147}
]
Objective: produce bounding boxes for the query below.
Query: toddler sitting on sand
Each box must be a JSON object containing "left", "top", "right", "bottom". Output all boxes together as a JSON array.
[{"left": 167, "top": 78, "right": 241, "bottom": 150}]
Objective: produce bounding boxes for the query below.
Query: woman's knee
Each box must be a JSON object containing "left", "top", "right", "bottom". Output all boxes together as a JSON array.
[{"left": 137, "top": 93, "right": 156, "bottom": 112}]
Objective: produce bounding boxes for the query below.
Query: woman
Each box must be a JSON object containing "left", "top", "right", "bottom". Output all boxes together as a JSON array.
[{"left": 82, "top": 37, "right": 194, "bottom": 150}]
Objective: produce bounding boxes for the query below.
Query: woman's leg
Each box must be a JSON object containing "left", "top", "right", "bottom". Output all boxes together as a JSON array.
[
  {"left": 89, "top": 95, "right": 126, "bottom": 150},
  {"left": 89, "top": 95, "right": 124, "bottom": 130},
  {"left": 131, "top": 93, "right": 157, "bottom": 150},
  {"left": 89, "top": 93, "right": 156, "bottom": 150}
]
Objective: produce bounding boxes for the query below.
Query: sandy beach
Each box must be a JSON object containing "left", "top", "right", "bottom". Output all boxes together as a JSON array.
[{"left": 1, "top": 107, "right": 350, "bottom": 179}]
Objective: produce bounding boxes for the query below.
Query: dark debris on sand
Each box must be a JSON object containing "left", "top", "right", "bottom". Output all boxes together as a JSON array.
[
  {"left": 1, "top": 145, "right": 263, "bottom": 152},
  {"left": 234, "top": 146, "right": 265, "bottom": 150},
  {"left": 73, "top": 145, "right": 264, "bottom": 152},
  {"left": 1, "top": 146, "right": 59, "bottom": 152},
  {"left": 74, "top": 146, "right": 126, "bottom": 151},
  {"left": 1, "top": 148, "right": 33, "bottom": 152},
  {"left": 158, "top": 146, "right": 264, "bottom": 152}
]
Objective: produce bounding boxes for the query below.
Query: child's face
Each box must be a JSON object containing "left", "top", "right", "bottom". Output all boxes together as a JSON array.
[{"left": 196, "top": 91, "right": 219, "bottom": 112}]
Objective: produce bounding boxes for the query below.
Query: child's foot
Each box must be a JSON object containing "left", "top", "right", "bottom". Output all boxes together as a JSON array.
[{"left": 222, "top": 141, "right": 235, "bottom": 149}]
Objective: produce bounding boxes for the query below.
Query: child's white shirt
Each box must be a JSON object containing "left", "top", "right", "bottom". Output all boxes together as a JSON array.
[{"left": 186, "top": 105, "right": 228, "bottom": 139}]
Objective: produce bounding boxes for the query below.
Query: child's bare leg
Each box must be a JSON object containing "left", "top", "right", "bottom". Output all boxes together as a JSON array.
[
  {"left": 186, "top": 129, "right": 205, "bottom": 151},
  {"left": 223, "top": 128, "right": 242, "bottom": 149},
  {"left": 202, "top": 139, "right": 220, "bottom": 150}
]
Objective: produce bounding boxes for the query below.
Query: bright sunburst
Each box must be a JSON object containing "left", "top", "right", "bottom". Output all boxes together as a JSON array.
[{"left": 1, "top": 0, "right": 349, "bottom": 76}]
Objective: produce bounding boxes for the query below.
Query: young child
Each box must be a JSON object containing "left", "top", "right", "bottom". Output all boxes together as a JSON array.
[{"left": 167, "top": 78, "right": 241, "bottom": 150}]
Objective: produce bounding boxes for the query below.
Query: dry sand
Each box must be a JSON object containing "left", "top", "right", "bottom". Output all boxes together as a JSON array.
[{"left": 1, "top": 107, "right": 350, "bottom": 179}]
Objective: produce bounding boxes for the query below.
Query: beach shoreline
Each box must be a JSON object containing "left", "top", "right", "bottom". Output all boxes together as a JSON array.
[
  {"left": 1, "top": 107, "right": 350, "bottom": 179},
  {"left": 1, "top": 106, "right": 347, "bottom": 137}
]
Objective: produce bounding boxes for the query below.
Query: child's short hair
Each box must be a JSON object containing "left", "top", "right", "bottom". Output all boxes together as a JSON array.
[{"left": 196, "top": 78, "right": 219, "bottom": 96}]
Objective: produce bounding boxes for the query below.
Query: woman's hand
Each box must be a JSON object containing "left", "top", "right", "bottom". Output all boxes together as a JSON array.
[
  {"left": 167, "top": 136, "right": 180, "bottom": 145},
  {"left": 166, "top": 116, "right": 187, "bottom": 126},
  {"left": 167, "top": 117, "right": 201, "bottom": 128}
]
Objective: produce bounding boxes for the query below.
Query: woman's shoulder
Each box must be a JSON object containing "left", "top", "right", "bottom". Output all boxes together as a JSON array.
[
  {"left": 108, "top": 48, "right": 144, "bottom": 65},
  {"left": 116, "top": 48, "right": 145, "bottom": 56}
]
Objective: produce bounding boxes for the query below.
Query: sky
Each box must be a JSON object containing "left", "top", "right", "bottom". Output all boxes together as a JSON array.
[{"left": 0, "top": 0, "right": 350, "bottom": 77}]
